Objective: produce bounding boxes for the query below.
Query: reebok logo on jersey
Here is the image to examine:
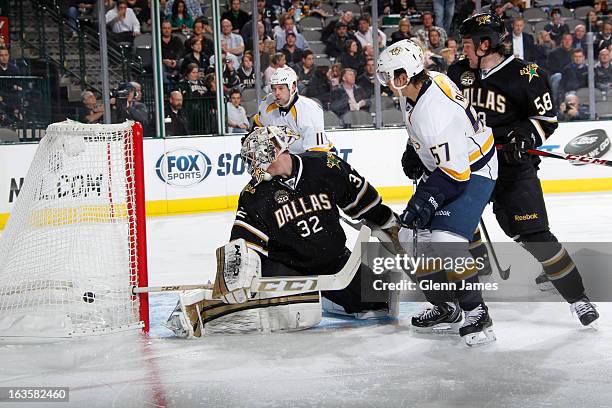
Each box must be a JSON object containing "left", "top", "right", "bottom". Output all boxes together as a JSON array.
[
  {"left": 514, "top": 213, "right": 539, "bottom": 221},
  {"left": 435, "top": 210, "right": 451, "bottom": 217},
  {"left": 428, "top": 197, "right": 439, "bottom": 209}
]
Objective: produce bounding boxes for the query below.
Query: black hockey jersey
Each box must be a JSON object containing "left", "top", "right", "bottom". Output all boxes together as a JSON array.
[
  {"left": 230, "top": 151, "right": 394, "bottom": 276},
  {"left": 447, "top": 56, "right": 558, "bottom": 147}
]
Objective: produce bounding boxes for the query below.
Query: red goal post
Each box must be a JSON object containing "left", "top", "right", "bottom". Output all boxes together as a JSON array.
[{"left": 0, "top": 120, "right": 149, "bottom": 341}]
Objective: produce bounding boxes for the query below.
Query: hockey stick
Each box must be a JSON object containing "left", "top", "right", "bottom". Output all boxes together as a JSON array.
[
  {"left": 526, "top": 149, "right": 612, "bottom": 168},
  {"left": 133, "top": 225, "right": 371, "bottom": 295},
  {"left": 479, "top": 218, "right": 511, "bottom": 280}
]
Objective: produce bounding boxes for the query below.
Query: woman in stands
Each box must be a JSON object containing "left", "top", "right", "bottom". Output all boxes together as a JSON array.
[
  {"left": 168, "top": 0, "right": 193, "bottom": 32},
  {"left": 391, "top": 18, "right": 415, "bottom": 44},
  {"left": 339, "top": 40, "right": 365, "bottom": 75},
  {"left": 181, "top": 37, "right": 209, "bottom": 75}
]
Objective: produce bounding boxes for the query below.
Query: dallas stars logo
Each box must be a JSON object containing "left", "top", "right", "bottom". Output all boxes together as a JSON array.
[
  {"left": 476, "top": 15, "right": 491, "bottom": 25},
  {"left": 326, "top": 152, "right": 341, "bottom": 169},
  {"left": 243, "top": 184, "right": 256, "bottom": 194},
  {"left": 520, "top": 63, "right": 539, "bottom": 82}
]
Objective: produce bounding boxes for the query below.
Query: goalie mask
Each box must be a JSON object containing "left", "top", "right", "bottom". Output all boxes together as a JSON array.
[
  {"left": 240, "top": 126, "right": 299, "bottom": 185},
  {"left": 376, "top": 39, "right": 424, "bottom": 90}
]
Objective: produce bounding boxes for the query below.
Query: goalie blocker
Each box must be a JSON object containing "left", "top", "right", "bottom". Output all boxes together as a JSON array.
[{"left": 166, "top": 127, "right": 401, "bottom": 338}]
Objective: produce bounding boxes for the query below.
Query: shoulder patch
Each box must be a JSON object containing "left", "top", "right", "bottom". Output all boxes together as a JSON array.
[
  {"left": 520, "top": 63, "right": 540, "bottom": 83},
  {"left": 243, "top": 183, "right": 256, "bottom": 195},
  {"left": 460, "top": 70, "right": 476, "bottom": 86},
  {"left": 326, "top": 152, "right": 341, "bottom": 169}
]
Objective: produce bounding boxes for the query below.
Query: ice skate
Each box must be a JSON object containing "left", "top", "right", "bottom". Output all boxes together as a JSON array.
[
  {"left": 459, "top": 304, "right": 496, "bottom": 346},
  {"left": 571, "top": 297, "right": 599, "bottom": 327},
  {"left": 411, "top": 301, "right": 463, "bottom": 334}
]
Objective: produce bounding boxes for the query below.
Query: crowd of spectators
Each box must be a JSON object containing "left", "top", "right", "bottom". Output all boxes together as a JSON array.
[{"left": 64, "top": 0, "right": 612, "bottom": 135}]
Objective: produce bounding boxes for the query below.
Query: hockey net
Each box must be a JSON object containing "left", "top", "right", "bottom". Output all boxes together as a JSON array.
[{"left": 0, "top": 120, "right": 149, "bottom": 341}]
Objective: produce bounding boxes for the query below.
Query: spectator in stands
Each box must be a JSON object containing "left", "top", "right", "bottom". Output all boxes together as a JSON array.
[
  {"left": 357, "top": 57, "right": 376, "bottom": 98},
  {"left": 67, "top": 0, "right": 96, "bottom": 38},
  {"left": 304, "top": 65, "right": 331, "bottom": 107},
  {"left": 594, "top": 0, "right": 611, "bottom": 17},
  {"left": 558, "top": 92, "right": 589, "bottom": 121},
  {"left": 264, "top": 52, "right": 287, "bottom": 88},
  {"left": 127, "top": 0, "right": 150, "bottom": 25},
  {"left": 259, "top": 39, "right": 277, "bottom": 73},
  {"left": 534, "top": 30, "right": 555, "bottom": 68},
  {"left": 130, "top": 81, "right": 143, "bottom": 102},
  {"left": 165, "top": 91, "right": 190, "bottom": 136},
  {"left": 548, "top": 33, "right": 574, "bottom": 75},
  {"left": 296, "top": 50, "right": 316, "bottom": 91},
  {"left": 257, "top": 0, "right": 276, "bottom": 26},
  {"left": 327, "top": 63, "right": 342, "bottom": 87},
  {"left": 287, "top": 0, "right": 304, "bottom": 23},
  {"left": 585, "top": 10, "right": 600, "bottom": 34},
  {"left": 281, "top": 32, "right": 304, "bottom": 67},
  {"left": 189, "top": 18, "right": 214, "bottom": 60},
  {"left": 330, "top": 68, "right": 370, "bottom": 118},
  {"left": 181, "top": 37, "right": 209, "bottom": 75},
  {"left": 165, "top": 0, "right": 202, "bottom": 18},
  {"left": 326, "top": 21, "right": 360, "bottom": 59},
  {"left": 595, "top": 22, "right": 612, "bottom": 58},
  {"left": 544, "top": 8, "right": 569, "bottom": 46},
  {"left": 161, "top": 20, "right": 184, "bottom": 83},
  {"left": 0, "top": 47, "right": 19, "bottom": 76},
  {"left": 491, "top": 0, "right": 512, "bottom": 29},
  {"left": 242, "top": 14, "right": 273, "bottom": 47},
  {"left": 222, "top": 0, "right": 250, "bottom": 33},
  {"left": 78, "top": 91, "right": 104, "bottom": 124},
  {"left": 440, "top": 47, "right": 456, "bottom": 68},
  {"left": 427, "top": 29, "right": 444, "bottom": 53},
  {"left": 167, "top": 0, "right": 193, "bottom": 31},
  {"left": 573, "top": 24, "right": 588, "bottom": 54},
  {"left": 221, "top": 19, "right": 245, "bottom": 59},
  {"left": 322, "top": 11, "right": 356, "bottom": 39},
  {"left": 560, "top": 48, "right": 588, "bottom": 95},
  {"left": 416, "top": 12, "right": 447, "bottom": 49},
  {"left": 246, "top": 21, "right": 273, "bottom": 52},
  {"left": 355, "top": 16, "right": 387, "bottom": 49},
  {"left": 203, "top": 72, "right": 218, "bottom": 97},
  {"left": 391, "top": 18, "right": 414, "bottom": 44},
  {"left": 275, "top": 15, "right": 309, "bottom": 51},
  {"left": 339, "top": 40, "right": 365, "bottom": 75},
  {"left": 363, "top": 44, "right": 375, "bottom": 60},
  {"left": 509, "top": 17, "right": 536, "bottom": 62},
  {"left": 595, "top": 47, "right": 612, "bottom": 90},
  {"left": 226, "top": 89, "right": 250, "bottom": 133},
  {"left": 445, "top": 38, "right": 458, "bottom": 59},
  {"left": 179, "top": 63, "right": 209, "bottom": 98},
  {"left": 391, "top": 0, "right": 417, "bottom": 16},
  {"left": 307, "top": 0, "right": 333, "bottom": 19},
  {"left": 433, "top": 0, "right": 455, "bottom": 34},
  {"left": 105, "top": 0, "right": 141, "bottom": 42},
  {"left": 223, "top": 57, "right": 241, "bottom": 93},
  {"left": 111, "top": 82, "right": 149, "bottom": 126},
  {"left": 237, "top": 51, "right": 257, "bottom": 89}
]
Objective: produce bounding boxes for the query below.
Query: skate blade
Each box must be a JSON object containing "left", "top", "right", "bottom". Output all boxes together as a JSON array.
[
  {"left": 463, "top": 327, "right": 496, "bottom": 347},
  {"left": 413, "top": 321, "right": 463, "bottom": 335}
]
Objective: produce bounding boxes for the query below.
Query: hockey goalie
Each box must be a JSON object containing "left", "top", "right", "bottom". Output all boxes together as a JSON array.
[{"left": 165, "top": 126, "right": 402, "bottom": 338}]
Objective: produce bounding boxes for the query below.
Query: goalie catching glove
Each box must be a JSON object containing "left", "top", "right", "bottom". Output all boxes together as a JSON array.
[{"left": 213, "top": 239, "right": 262, "bottom": 304}]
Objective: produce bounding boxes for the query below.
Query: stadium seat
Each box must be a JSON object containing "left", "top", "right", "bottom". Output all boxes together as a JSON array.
[
  {"left": 315, "top": 56, "right": 331, "bottom": 67},
  {"left": 133, "top": 33, "right": 152, "bottom": 48},
  {"left": 534, "top": 21, "right": 549, "bottom": 34},
  {"left": 523, "top": 22, "right": 535, "bottom": 34},
  {"left": 559, "top": 6, "right": 573, "bottom": 19},
  {"left": 319, "top": 3, "right": 334, "bottom": 15},
  {"left": 342, "top": 110, "right": 373, "bottom": 128},
  {"left": 309, "top": 42, "right": 327, "bottom": 54},
  {"left": 381, "top": 109, "right": 404, "bottom": 127},
  {"left": 370, "top": 96, "right": 396, "bottom": 111},
  {"left": 243, "top": 100, "right": 259, "bottom": 116},
  {"left": 574, "top": 6, "right": 594, "bottom": 19},
  {"left": 523, "top": 8, "right": 548, "bottom": 22},
  {"left": 576, "top": 88, "right": 607, "bottom": 102},
  {"left": 0, "top": 128, "right": 19, "bottom": 143},
  {"left": 300, "top": 16, "right": 323, "bottom": 30},
  {"left": 324, "top": 111, "right": 342, "bottom": 129},
  {"left": 241, "top": 87, "right": 259, "bottom": 102},
  {"left": 302, "top": 30, "right": 322, "bottom": 41},
  {"left": 566, "top": 19, "right": 583, "bottom": 32},
  {"left": 506, "top": 9, "right": 521, "bottom": 19},
  {"left": 596, "top": 101, "right": 612, "bottom": 117},
  {"left": 337, "top": 3, "right": 361, "bottom": 15}
]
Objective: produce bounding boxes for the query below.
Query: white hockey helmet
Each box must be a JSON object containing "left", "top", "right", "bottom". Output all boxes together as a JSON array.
[
  {"left": 270, "top": 66, "right": 299, "bottom": 106},
  {"left": 376, "top": 39, "right": 424, "bottom": 90},
  {"left": 240, "top": 126, "right": 300, "bottom": 185}
]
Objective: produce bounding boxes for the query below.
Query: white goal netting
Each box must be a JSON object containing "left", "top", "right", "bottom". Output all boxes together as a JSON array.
[{"left": 0, "top": 121, "right": 148, "bottom": 341}]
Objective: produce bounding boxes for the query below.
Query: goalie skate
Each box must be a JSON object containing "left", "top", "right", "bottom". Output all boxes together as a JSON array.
[
  {"left": 411, "top": 301, "right": 463, "bottom": 334},
  {"left": 459, "top": 305, "right": 496, "bottom": 346}
]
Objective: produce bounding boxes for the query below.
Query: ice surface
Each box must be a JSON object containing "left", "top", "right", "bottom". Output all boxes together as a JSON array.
[{"left": 1, "top": 193, "right": 611, "bottom": 407}]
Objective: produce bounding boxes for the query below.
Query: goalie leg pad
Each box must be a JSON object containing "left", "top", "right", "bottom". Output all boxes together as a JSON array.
[{"left": 213, "top": 239, "right": 262, "bottom": 304}]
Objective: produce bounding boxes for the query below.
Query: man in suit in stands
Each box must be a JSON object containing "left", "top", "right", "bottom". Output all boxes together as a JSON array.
[
  {"left": 330, "top": 68, "right": 370, "bottom": 118},
  {"left": 509, "top": 17, "right": 536, "bottom": 62}
]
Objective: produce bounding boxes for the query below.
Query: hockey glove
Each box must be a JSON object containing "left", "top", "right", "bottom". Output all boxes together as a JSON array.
[
  {"left": 502, "top": 129, "right": 536, "bottom": 163},
  {"left": 213, "top": 239, "right": 261, "bottom": 304},
  {"left": 401, "top": 143, "right": 425, "bottom": 180},
  {"left": 400, "top": 186, "right": 445, "bottom": 229}
]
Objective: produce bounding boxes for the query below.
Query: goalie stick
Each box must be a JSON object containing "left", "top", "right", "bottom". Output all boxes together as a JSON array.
[{"left": 133, "top": 225, "right": 371, "bottom": 295}]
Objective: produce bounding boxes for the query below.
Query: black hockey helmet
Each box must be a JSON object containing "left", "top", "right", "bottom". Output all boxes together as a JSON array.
[{"left": 459, "top": 12, "right": 507, "bottom": 50}]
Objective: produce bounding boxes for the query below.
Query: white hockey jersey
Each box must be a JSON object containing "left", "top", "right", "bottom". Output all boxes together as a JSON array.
[
  {"left": 401, "top": 71, "right": 498, "bottom": 183},
  {"left": 253, "top": 94, "right": 331, "bottom": 153}
]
